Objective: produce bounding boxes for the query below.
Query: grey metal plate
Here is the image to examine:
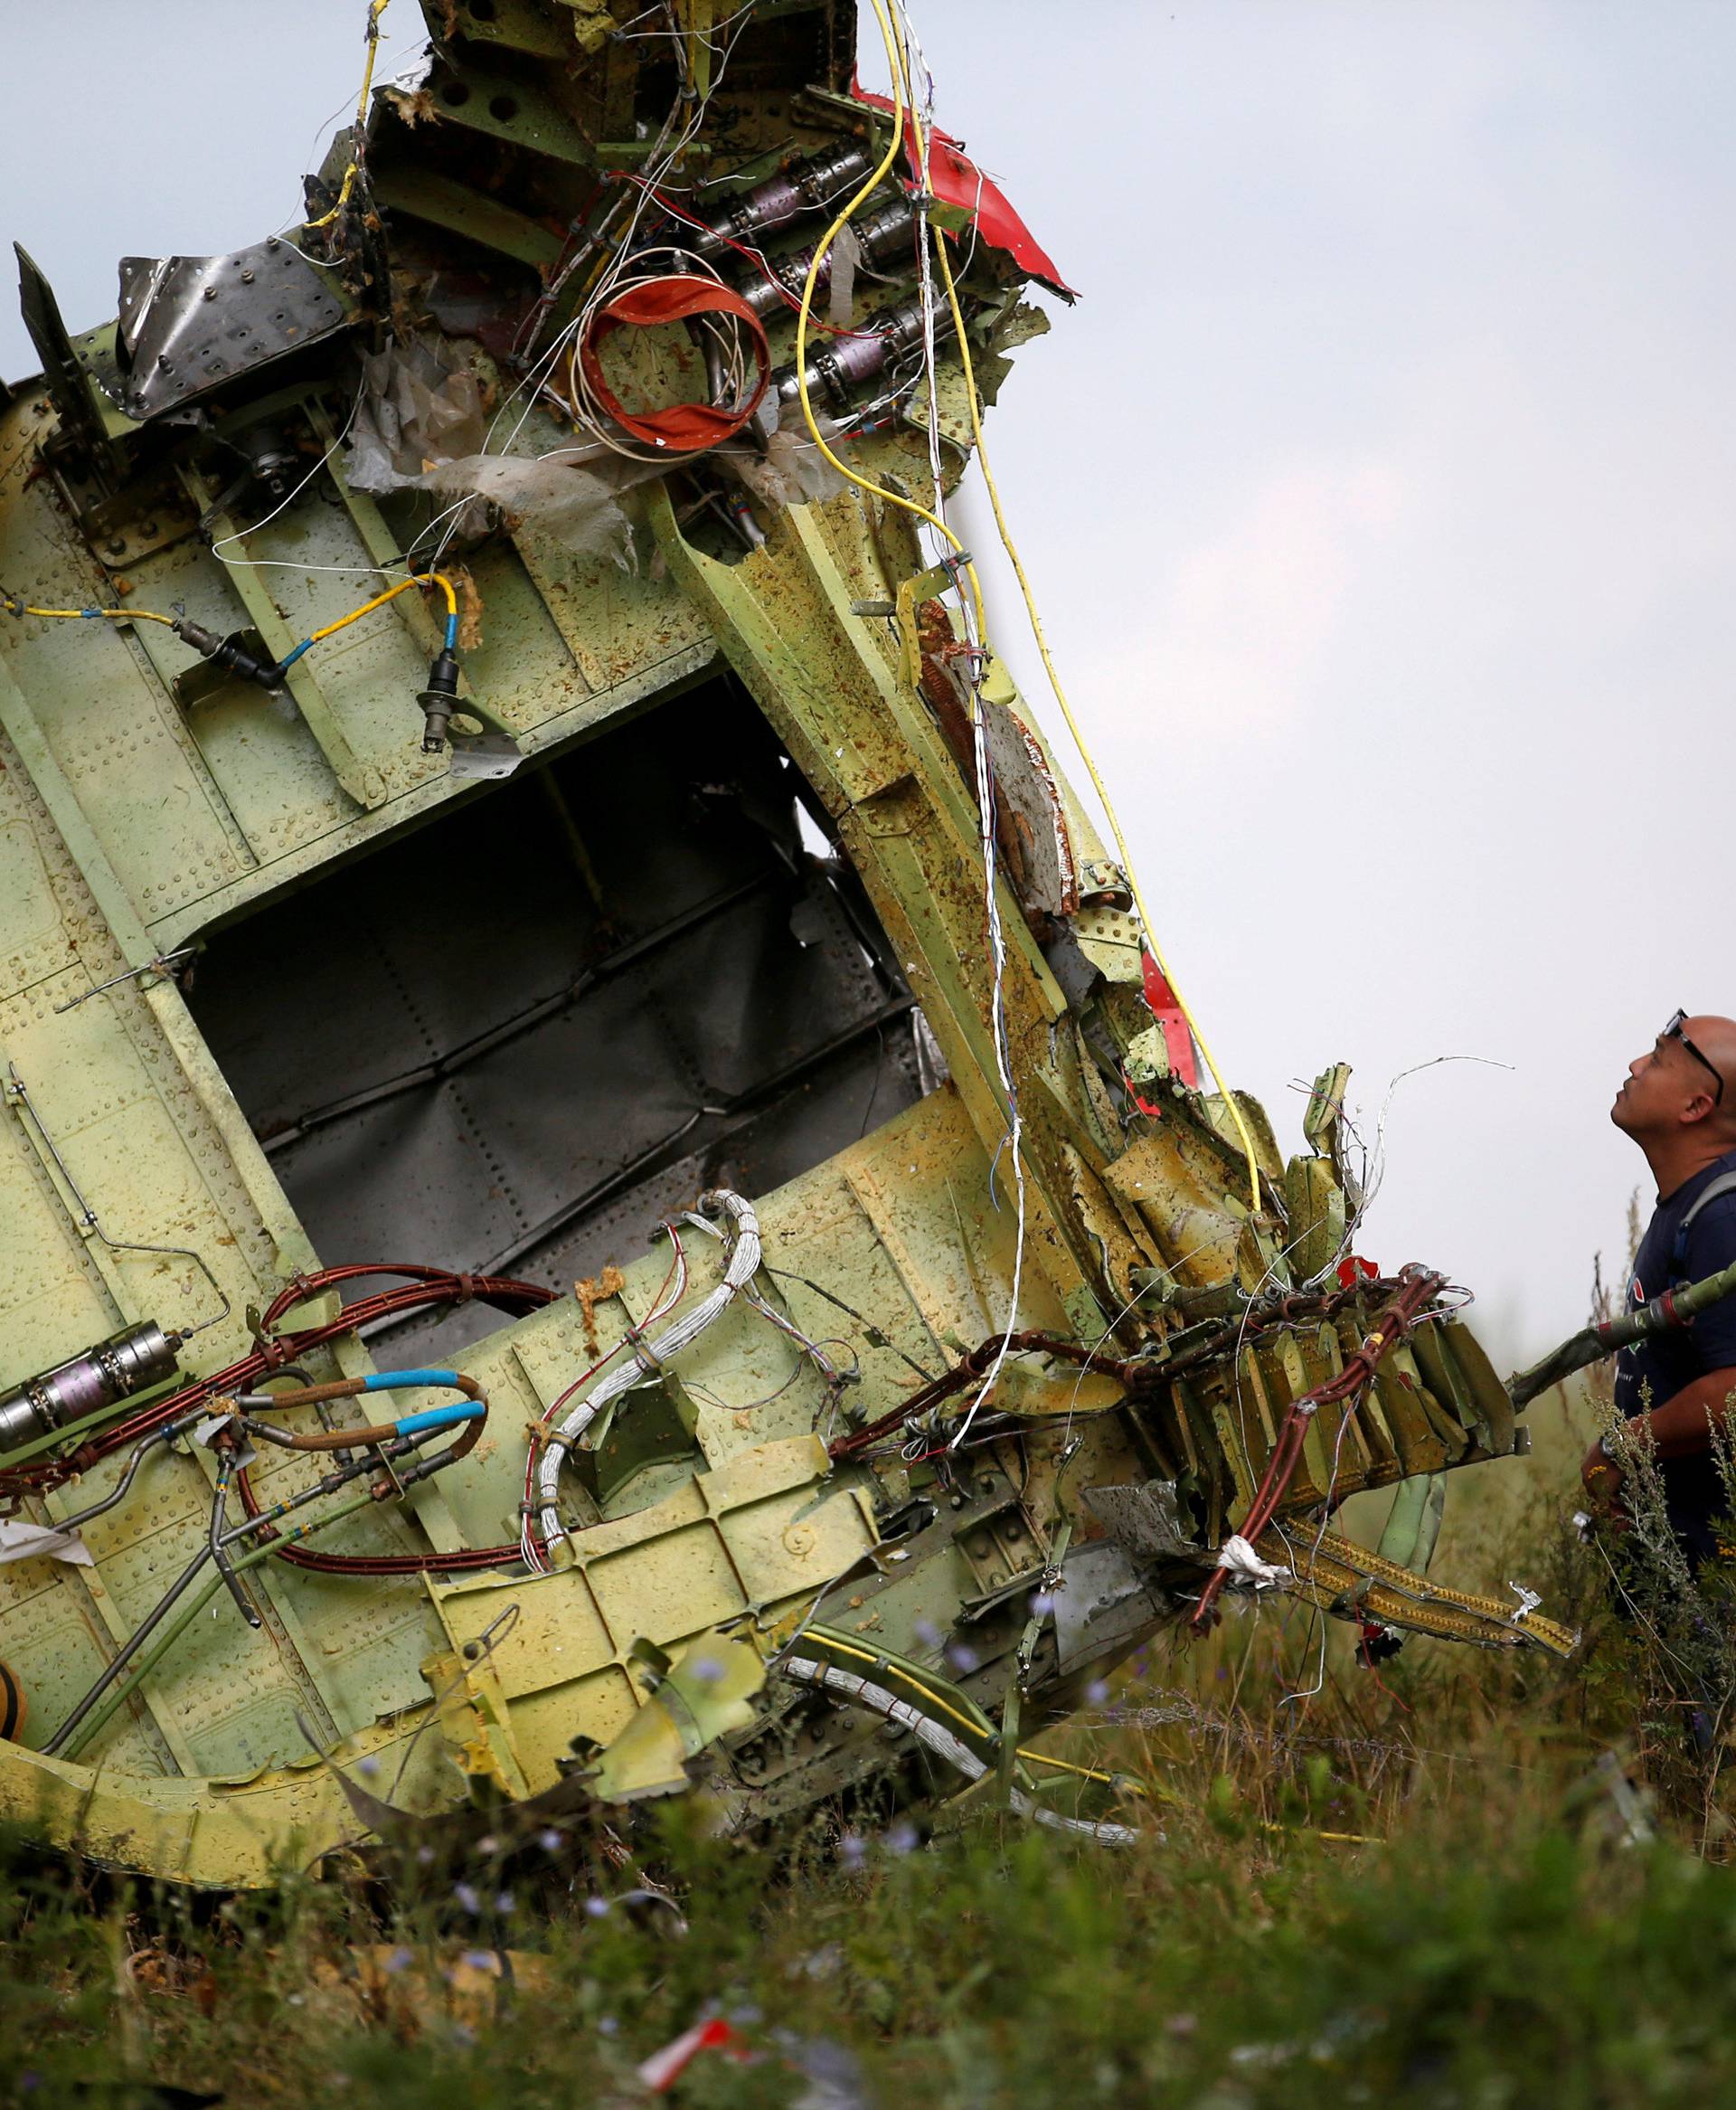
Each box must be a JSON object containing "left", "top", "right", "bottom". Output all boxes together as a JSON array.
[{"left": 113, "top": 239, "right": 348, "bottom": 419}]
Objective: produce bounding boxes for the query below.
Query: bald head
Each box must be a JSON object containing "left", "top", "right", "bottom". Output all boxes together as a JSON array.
[
  {"left": 1685, "top": 1016, "right": 1736, "bottom": 1131},
  {"left": 1613, "top": 1011, "right": 1736, "bottom": 1188}
]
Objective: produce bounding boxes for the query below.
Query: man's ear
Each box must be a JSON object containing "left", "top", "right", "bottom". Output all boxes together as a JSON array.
[{"left": 1681, "top": 1091, "right": 1719, "bottom": 1127}]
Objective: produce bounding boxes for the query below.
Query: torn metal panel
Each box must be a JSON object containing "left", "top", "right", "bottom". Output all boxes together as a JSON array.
[
  {"left": 0, "top": 0, "right": 1570, "bottom": 1888},
  {"left": 113, "top": 241, "right": 350, "bottom": 420}
]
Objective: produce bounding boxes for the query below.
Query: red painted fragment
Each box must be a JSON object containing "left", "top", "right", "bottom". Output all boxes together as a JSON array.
[
  {"left": 1140, "top": 950, "right": 1201, "bottom": 1091},
  {"left": 848, "top": 80, "right": 1073, "bottom": 296},
  {"left": 637, "top": 2014, "right": 749, "bottom": 2091},
  {"left": 1336, "top": 1255, "right": 1380, "bottom": 1288}
]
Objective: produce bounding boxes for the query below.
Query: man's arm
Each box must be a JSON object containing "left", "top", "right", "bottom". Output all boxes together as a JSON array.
[
  {"left": 1630, "top": 1367, "right": 1736, "bottom": 1456},
  {"left": 1581, "top": 1366, "right": 1736, "bottom": 1497}
]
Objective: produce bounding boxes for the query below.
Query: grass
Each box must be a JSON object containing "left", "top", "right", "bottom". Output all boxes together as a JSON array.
[{"left": 11, "top": 1375, "right": 1736, "bottom": 2109}]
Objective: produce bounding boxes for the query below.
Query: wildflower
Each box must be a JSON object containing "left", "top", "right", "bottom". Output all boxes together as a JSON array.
[
  {"left": 476, "top": 1833, "right": 498, "bottom": 1856},
  {"left": 882, "top": 1819, "right": 919, "bottom": 1855},
  {"left": 494, "top": 1890, "right": 514, "bottom": 1916},
  {"left": 461, "top": 1949, "right": 495, "bottom": 1973},
  {"left": 384, "top": 1946, "right": 413, "bottom": 1974},
  {"left": 1086, "top": 1679, "right": 1110, "bottom": 1706},
  {"left": 454, "top": 1881, "right": 481, "bottom": 1914},
  {"left": 692, "top": 1655, "right": 724, "bottom": 1685},
  {"left": 355, "top": 1755, "right": 381, "bottom": 1777},
  {"left": 946, "top": 1642, "right": 979, "bottom": 1674},
  {"left": 599, "top": 2015, "right": 619, "bottom": 2037},
  {"left": 912, "top": 1618, "right": 943, "bottom": 1649},
  {"left": 538, "top": 1827, "right": 564, "bottom": 1852},
  {"left": 1029, "top": 1591, "right": 1057, "bottom": 1616},
  {"left": 838, "top": 1831, "right": 866, "bottom": 1869},
  {"left": 584, "top": 1895, "right": 611, "bottom": 1918}
]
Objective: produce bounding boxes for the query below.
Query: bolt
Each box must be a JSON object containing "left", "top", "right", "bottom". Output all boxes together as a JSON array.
[
  {"left": 202, "top": 286, "right": 218, "bottom": 301},
  {"left": 156, "top": 355, "right": 173, "bottom": 370},
  {"left": 241, "top": 269, "right": 255, "bottom": 284}
]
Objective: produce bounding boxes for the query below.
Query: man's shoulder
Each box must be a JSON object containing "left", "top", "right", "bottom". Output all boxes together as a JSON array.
[{"left": 1682, "top": 1173, "right": 1736, "bottom": 1285}]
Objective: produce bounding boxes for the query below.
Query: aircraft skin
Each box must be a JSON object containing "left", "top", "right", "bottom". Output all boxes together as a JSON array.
[{"left": 0, "top": 0, "right": 1567, "bottom": 1886}]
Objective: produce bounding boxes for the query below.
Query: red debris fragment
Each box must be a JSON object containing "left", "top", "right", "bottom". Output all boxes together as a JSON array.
[
  {"left": 1140, "top": 950, "right": 1201, "bottom": 1092},
  {"left": 849, "top": 80, "right": 1074, "bottom": 297}
]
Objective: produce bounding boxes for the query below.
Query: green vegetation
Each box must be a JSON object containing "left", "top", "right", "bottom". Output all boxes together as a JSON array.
[{"left": 10, "top": 1371, "right": 1736, "bottom": 2109}]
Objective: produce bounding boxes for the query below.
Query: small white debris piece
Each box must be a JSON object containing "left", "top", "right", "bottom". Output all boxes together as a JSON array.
[
  {"left": 1214, "top": 1535, "right": 1292, "bottom": 1590},
  {"left": 1506, "top": 1579, "right": 1543, "bottom": 1624},
  {"left": 0, "top": 1519, "right": 93, "bottom": 1566}
]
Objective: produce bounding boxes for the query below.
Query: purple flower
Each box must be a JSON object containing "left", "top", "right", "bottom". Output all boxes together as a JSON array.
[
  {"left": 461, "top": 1949, "right": 495, "bottom": 1972},
  {"left": 1086, "top": 1679, "right": 1110, "bottom": 1706},
  {"left": 584, "top": 1895, "right": 610, "bottom": 1918},
  {"left": 538, "top": 1828, "right": 564, "bottom": 1852},
  {"left": 384, "top": 1946, "right": 413, "bottom": 1974},
  {"left": 454, "top": 1881, "right": 481, "bottom": 1914},
  {"left": 882, "top": 1819, "right": 919, "bottom": 1856}
]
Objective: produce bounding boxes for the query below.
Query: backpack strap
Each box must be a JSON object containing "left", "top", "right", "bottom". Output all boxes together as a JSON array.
[{"left": 1670, "top": 1169, "right": 1736, "bottom": 1280}]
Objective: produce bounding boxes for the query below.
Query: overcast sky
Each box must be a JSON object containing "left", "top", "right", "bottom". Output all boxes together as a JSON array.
[{"left": 5, "top": 1, "right": 1731, "bottom": 1367}]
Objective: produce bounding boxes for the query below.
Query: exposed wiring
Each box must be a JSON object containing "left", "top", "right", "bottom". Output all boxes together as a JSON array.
[
  {"left": 304, "top": 0, "right": 392, "bottom": 232},
  {"left": 927, "top": 217, "right": 1262, "bottom": 1213},
  {"left": 278, "top": 568, "right": 458, "bottom": 671},
  {"left": 2, "top": 595, "right": 174, "bottom": 628},
  {"left": 788, "top": 0, "right": 1024, "bottom": 1447}
]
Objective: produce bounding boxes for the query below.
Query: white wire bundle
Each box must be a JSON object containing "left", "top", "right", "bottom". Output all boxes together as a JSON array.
[
  {"left": 533, "top": 1189, "right": 762, "bottom": 1556},
  {"left": 780, "top": 1655, "right": 1138, "bottom": 1847}
]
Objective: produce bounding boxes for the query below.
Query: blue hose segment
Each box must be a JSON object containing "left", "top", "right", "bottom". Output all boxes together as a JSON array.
[
  {"left": 444, "top": 611, "right": 458, "bottom": 650},
  {"left": 394, "top": 1401, "right": 485, "bottom": 1437},
  {"left": 363, "top": 1368, "right": 464, "bottom": 1391},
  {"left": 278, "top": 639, "right": 313, "bottom": 669}
]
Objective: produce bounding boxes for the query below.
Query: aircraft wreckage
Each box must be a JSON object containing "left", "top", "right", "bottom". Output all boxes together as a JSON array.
[{"left": 0, "top": 0, "right": 1575, "bottom": 1887}]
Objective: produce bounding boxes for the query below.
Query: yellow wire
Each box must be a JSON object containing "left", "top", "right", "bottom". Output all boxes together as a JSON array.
[
  {"left": 929, "top": 217, "right": 1263, "bottom": 1212},
  {"left": 802, "top": 3, "right": 1260, "bottom": 1214},
  {"left": 9, "top": 603, "right": 174, "bottom": 626},
  {"left": 791, "top": 0, "right": 984, "bottom": 642},
  {"left": 1260, "top": 1820, "right": 1384, "bottom": 1846},
  {"left": 306, "top": 569, "right": 457, "bottom": 646},
  {"left": 305, "top": 0, "right": 392, "bottom": 233}
]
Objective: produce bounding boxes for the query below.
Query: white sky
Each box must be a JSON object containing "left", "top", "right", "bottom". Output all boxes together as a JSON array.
[{"left": 5, "top": 1, "right": 1731, "bottom": 1367}]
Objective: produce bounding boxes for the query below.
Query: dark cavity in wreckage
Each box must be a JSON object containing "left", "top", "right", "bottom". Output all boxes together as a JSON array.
[{"left": 0, "top": 0, "right": 1574, "bottom": 1888}]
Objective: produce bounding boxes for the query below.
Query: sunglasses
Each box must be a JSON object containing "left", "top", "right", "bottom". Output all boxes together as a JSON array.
[{"left": 1663, "top": 1009, "right": 1725, "bottom": 1104}]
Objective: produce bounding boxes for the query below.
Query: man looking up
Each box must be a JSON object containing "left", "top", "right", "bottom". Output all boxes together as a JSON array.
[{"left": 1584, "top": 1012, "right": 1736, "bottom": 1566}]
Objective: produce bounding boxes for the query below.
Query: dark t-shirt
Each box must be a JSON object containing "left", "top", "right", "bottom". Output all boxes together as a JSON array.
[{"left": 1614, "top": 1147, "right": 1736, "bottom": 1556}]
